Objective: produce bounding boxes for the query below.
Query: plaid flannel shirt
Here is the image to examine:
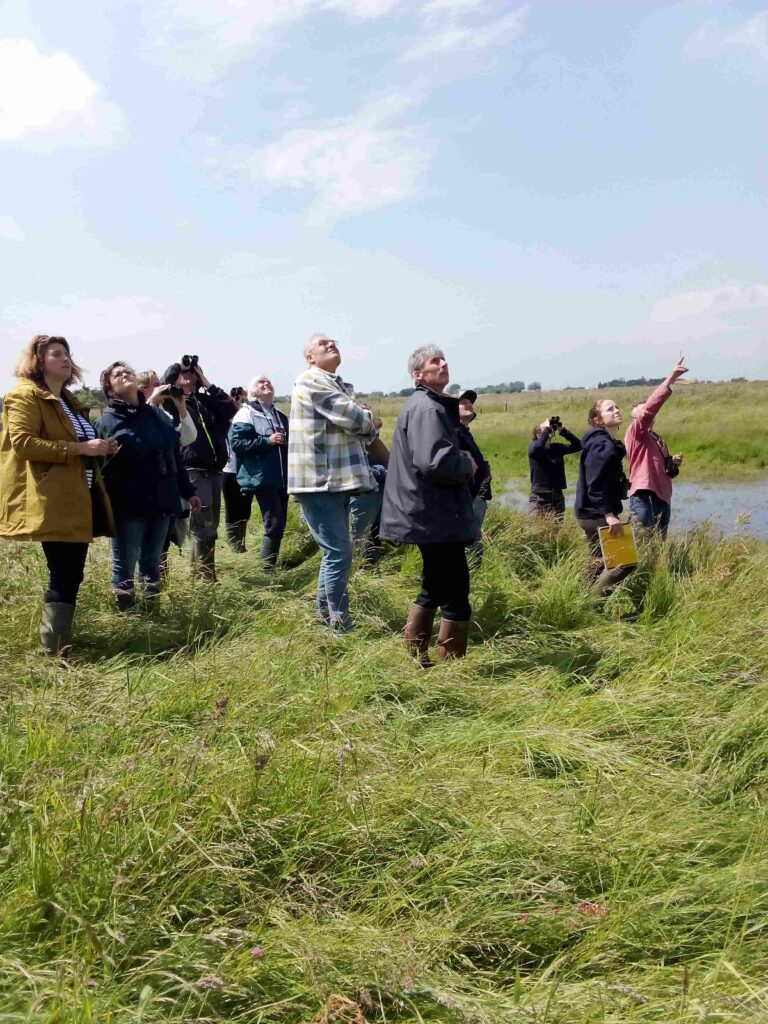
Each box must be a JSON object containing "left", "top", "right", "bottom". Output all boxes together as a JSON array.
[{"left": 287, "top": 367, "right": 377, "bottom": 494}]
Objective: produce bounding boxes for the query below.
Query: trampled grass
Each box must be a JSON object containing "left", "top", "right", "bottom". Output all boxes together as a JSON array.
[
  {"left": 364, "top": 380, "right": 768, "bottom": 483},
  {"left": 1, "top": 504, "right": 767, "bottom": 1022}
]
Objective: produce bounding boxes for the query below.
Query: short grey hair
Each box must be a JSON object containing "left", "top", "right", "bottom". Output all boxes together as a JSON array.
[
  {"left": 407, "top": 344, "right": 444, "bottom": 378},
  {"left": 247, "top": 374, "right": 273, "bottom": 401},
  {"left": 304, "top": 332, "right": 329, "bottom": 360}
]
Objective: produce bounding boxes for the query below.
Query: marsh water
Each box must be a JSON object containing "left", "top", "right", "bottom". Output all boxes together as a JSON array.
[{"left": 501, "top": 478, "right": 768, "bottom": 540}]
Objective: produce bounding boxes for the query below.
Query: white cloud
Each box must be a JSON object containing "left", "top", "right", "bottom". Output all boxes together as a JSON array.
[
  {"left": 406, "top": 1, "right": 527, "bottom": 59},
  {"left": 651, "top": 285, "right": 768, "bottom": 322},
  {"left": 144, "top": 0, "right": 402, "bottom": 79},
  {"left": 238, "top": 93, "right": 434, "bottom": 223},
  {"left": 687, "top": 11, "right": 768, "bottom": 75},
  {"left": 0, "top": 214, "right": 24, "bottom": 241},
  {"left": 0, "top": 39, "right": 124, "bottom": 145}
]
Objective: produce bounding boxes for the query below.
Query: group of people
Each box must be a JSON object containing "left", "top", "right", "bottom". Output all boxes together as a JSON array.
[
  {"left": 0, "top": 332, "right": 686, "bottom": 662},
  {"left": 527, "top": 358, "right": 688, "bottom": 593}
]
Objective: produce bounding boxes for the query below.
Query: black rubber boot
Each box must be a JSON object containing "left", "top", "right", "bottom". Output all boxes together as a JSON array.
[
  {"left": 226, "top": 520, "right": 247, "bottom": 554},
  {"left": 115, "top": 591, "right": 137, "bottom": 613},
  {"left": 260, "top": 536, "right": 281, "bottom": 570},
  {"left": 191, "top": 538, "right": 217, "bottom": 581}
]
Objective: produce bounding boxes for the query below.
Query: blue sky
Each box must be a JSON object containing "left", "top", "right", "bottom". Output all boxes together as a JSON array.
[{"left": 1, "top": 0, "right": 766, "bottom": 396}]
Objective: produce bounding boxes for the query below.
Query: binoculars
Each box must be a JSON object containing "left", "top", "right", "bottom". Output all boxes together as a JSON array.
[{"left": 181, "top": 354, "right": 199, "bottom": 370}]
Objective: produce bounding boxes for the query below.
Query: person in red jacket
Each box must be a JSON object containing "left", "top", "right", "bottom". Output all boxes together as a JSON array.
[{"left": 624, "top": 357, "right": 688, "bottom": 538}]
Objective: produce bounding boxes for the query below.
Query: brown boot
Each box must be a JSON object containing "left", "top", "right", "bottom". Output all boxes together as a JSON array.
[
  {"left": 404, "top": 603, "right": 436, "bottom": 668},
  {"left": 436, "top": 618, "right": 470, "bottom": 661}
]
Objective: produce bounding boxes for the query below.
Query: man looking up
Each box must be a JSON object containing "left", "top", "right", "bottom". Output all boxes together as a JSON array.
[
  {"left": 288, "top": 334, "right": 377, "bottom": 633},
  {"left": 379, "top": 345, "right": 478, "bottom": 665}
]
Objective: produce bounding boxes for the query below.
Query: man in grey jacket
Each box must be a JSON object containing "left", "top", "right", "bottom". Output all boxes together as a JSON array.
[{"left": 379, "top": 345, "right": 478, "bottom": 664}]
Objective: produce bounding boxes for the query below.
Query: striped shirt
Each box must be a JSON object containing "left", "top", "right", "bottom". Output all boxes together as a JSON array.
[{"left": 59, "top": 397, "right": 96, "bottom": 488}]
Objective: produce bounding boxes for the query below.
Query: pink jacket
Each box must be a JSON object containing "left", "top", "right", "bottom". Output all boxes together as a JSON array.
[{"left": 624, "top": 383, "right": 673, "bottom": 504}]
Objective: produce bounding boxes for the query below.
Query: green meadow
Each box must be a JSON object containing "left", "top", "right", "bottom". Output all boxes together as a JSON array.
[
  {"left": 364, "top": 380, "right": 768, "bottom": 485},
  {"left": 1, "top": 498, "right": 767, "bottom": 1022}
]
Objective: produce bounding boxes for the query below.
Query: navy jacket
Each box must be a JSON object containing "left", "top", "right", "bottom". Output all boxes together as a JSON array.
[
  {"left": 528, "top": 427, "right": 581, "bottom": 492},
  {"left": 574, "top": 427, "right": 629, "bottom": 520},
  {"left": 99, "top": 395, "right": 193, "bottom": 521},
  {"left": 457, "top": 423, "right": 492, "bottom": 500},
  {"left": 379, "top": 385, "right": 478, "bottom": 545},
  {"left": 172, "top": 385, "right": 237, "bottom": 473},
  {"left": 229, "top": 401, "right": 289, "bottom": 492}
]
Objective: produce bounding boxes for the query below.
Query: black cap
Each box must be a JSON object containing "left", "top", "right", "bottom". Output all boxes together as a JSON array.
[{"left": 458, "top": 389, "right": 477, "bottom": 404}]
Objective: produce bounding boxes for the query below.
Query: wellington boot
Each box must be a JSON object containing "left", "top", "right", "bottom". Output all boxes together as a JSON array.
[
  {"left": 226, "top": 520, "right": 247, "bottom": 554},
  {"left": 404, "top": 603, "right": 436, "bottom": 668},
  {"left": 40, "top": 602, "right": 76, "bottom": 657},
  {"left": 260, "top": 536, "right": 281, "bottom": 571},
  {"left": 436, "top": 618, "right": 470, "bottom": 661},
  {"left": 191, "top": 538, "right": 217, "bottom": 582},
  {"left": 115, "top": 590, "right": 137, "bottom": 614}
]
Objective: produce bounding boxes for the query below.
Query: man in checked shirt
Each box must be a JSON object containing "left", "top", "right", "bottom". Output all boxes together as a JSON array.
[{"left": 288, "top": 334, "right": 378, "bottom": 633}]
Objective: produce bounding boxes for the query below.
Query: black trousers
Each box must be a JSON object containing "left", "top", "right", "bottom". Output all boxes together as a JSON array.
[
  {"left": 415, "top": 542, "right": 471, "bottom": 622},
  {"left": 528, "top": 488, "right": 566, "bottom": 520},
  {"left": 223, "top": 472, "right": 254, "bottom": 531},
  {"left": 253, "top": 487, "right": 289, "bottom": 540},
  {"left": 40, "top": 541, "right": 89, "bottom": 604}
]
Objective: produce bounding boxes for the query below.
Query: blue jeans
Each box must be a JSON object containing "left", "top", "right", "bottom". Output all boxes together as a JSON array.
[
  {"left": 630, "top": 490, "right": 671, "bottom": 539},
  {"left": 467, "top": 497, "right": 488, "bottom": 561},
  {"left": 297, "top": 492, "right": 354, "bottom": 632},
  {"left": 349, "top": 491, "right": 383, "bottom": 561},
  {"left": 111, "top": 516, "right": 171, "bottom": 596}
]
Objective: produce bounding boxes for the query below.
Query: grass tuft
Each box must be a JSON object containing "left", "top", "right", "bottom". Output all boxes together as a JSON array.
[{"left": 0, "top": 507, "right": 767, "bottom": 1022}]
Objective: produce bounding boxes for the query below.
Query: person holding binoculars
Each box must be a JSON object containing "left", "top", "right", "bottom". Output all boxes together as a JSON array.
[
  {"left": 160, "top": 354, "right": 236, "bottom": 581},
  {"left": 527, "top": 414, "right": 581, "bottom": 520}
]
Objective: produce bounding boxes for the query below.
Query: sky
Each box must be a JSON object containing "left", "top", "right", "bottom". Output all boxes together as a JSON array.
[{"left": 1, "top": 0, "right": 766, "bottom": 396}]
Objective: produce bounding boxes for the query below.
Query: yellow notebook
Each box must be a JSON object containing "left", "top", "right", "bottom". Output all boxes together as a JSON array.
[{"left": 598, "top": 523, "right": 639, "bottom": 569}]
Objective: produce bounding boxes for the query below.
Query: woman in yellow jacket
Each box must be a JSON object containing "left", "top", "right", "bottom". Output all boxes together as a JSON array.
[{"left": 0, "top": 336, "right": 117, "bottom": 655}]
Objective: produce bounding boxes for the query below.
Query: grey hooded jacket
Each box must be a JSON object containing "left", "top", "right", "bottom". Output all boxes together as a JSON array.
[{"left": 379, "top": 384, "right": 479, "bottom": 545}]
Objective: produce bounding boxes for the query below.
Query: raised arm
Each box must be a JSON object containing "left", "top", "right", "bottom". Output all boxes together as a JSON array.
[
  {"left": 635, "top": 357, "right": 689, "bottom": 432},
  {"left": 557, "top": 427, "right": 582, "bottom": 455},
  {"left": 308, "top": 380, "right": 376, "bottom": 443}
]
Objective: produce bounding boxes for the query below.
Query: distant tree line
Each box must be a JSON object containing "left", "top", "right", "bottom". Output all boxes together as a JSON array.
[{"left": 596, "top": 376, "right": 664, "bottom": 389}]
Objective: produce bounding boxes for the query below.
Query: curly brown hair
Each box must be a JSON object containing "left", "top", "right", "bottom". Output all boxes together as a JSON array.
[{"left": 14, "top": 335, "right": 83, "bottom": 388}]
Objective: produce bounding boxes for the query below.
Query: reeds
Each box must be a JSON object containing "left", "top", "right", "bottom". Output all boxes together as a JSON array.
[{"left": 0, "top": 506, "right": 766, "bottom": 1022}]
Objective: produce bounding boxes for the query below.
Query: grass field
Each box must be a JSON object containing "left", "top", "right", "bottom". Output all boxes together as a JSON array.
[
  {"left": 1, "top": 503, "right": 767, "bottom": 1022},
  {"left": 362, "top": 380, "right": 768, "bottom": 484}
]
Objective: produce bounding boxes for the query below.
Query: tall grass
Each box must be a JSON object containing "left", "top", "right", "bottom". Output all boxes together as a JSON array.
[
  {"left": 363, "top": 381, "right": 768, "bottom": 483},
  {"left": 0, "top": 504, "right": 767, "bottom": 1022}
]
